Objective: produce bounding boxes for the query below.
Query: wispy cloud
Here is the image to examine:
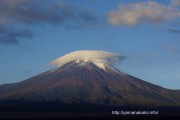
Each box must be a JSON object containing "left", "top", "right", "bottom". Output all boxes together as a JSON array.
[
  {"left": 0, "top": 0, "right": 98, "bottom": 44},
  {"left": 167, "top": 27, "right": 180, "bottom": 34},
  {"left": 25, "top": 70, "right": 32, "bottom": 75},
  {"left": 108, "top": 1, "right": 180, "bottom": 26},
  {"left": 165, "top": 44, "right": 179, "bottom": 53},
  {"left": 171, "top": 0, "right": 180, "bottom": 6}
]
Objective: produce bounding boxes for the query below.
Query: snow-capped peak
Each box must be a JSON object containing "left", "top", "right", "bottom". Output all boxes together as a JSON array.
[{"left": 49, "top": 50, "right": 124, "bottom": 70}]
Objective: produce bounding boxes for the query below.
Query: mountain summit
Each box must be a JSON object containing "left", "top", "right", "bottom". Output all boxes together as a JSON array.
[{"left": 0, "top": 59, "right": 180, "bottom": 106}]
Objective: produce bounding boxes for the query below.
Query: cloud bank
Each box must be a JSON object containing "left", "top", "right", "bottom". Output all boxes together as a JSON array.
[
  {"left": 108, "top": 1, "right": 180, "bottom": 26},
  {"left": 49, "top": 50, "right": 125, "bottom": 67},
  {"left": 0, "top": 0, "right": 98, "bottom": 44}
]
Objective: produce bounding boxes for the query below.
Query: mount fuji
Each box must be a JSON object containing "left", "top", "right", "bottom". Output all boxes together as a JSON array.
[{"left": 0, "top": 50, "right": 180, "bottom": 118}]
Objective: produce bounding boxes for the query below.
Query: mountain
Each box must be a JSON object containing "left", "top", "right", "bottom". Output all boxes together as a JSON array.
[{"left": 0, "top": 60, "right": 180, "bottom": 106}]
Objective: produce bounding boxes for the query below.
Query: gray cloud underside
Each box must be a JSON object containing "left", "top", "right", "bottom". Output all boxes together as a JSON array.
[
  {"left": 0, "top": 0, "right": 98, "bottom": 44},
  {"left": 0, "top": 27, "right": 33, "bottom": 44}
]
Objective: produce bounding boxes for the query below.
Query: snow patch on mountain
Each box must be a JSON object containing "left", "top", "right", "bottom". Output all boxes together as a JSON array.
[{"left": 93, "top": 62, "right": 106, "bottom": 70}]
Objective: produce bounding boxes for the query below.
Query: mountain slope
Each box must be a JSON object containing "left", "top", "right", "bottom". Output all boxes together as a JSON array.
[{"left": 0, "top": 61, "right": 180, "bottom": 106}]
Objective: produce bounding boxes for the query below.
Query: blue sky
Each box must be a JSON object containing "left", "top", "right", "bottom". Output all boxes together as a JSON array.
[{"left": 0, "top": 0, "right": 180, "bottom": 89}]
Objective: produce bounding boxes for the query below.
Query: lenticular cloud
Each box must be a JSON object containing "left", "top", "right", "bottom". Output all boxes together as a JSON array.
[{"left": 49, "top": 50, "right": 124, "bottom": 67}]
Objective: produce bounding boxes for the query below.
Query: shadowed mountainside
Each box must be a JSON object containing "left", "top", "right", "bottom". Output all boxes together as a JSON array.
[{"left": 0, "top": 61, "right": 180, "bottom": 106}]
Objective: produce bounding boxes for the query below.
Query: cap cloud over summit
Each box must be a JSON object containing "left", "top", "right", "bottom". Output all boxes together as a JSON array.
[{"left": 49, "top": 50, "right": 125, "bottom": 69}]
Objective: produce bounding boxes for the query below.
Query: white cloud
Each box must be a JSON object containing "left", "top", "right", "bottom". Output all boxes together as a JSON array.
[
  {"left": 108, "top": 1, "right": 180, "bottom": 26},
  {"left": 49, "top": 50, "right": 124, "bottom": 67}
]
